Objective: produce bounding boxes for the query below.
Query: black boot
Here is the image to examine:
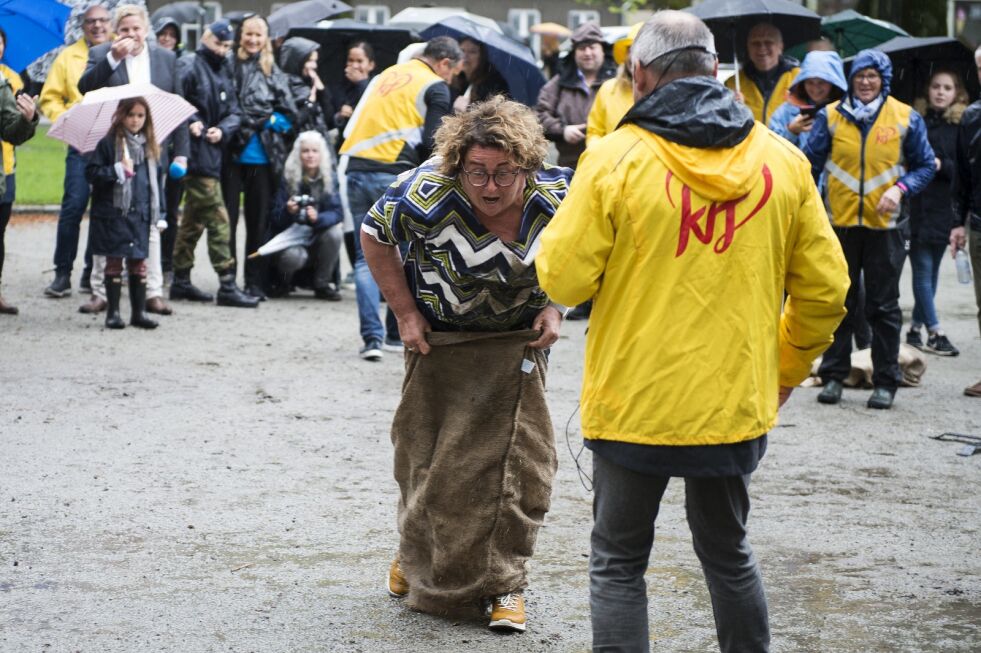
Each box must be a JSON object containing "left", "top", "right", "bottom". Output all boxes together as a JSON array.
[
  {"left": 129, "top": 276, "right": 158, "bottom": 329},
  {"left": 104, "top": 275, "right": 125, "bottom": 329},
  {"left": 216, "top": 273, "right": 259, "bottom": 308},
  {"left": 170, "top": 269, "right": 214, "bottom": 302}
]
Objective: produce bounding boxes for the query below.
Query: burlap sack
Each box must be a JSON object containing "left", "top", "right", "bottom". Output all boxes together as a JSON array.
[
  {"left": 804, "top": 343, "right": 928, "bottom": 387},
  {"left": 391, "top": 329, "right": 557, "bottom": 617}
]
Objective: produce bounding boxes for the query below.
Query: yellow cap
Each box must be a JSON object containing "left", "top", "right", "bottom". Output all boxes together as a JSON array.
[{"left": 613, "top": 23, "right": 644, "bottom": 66}]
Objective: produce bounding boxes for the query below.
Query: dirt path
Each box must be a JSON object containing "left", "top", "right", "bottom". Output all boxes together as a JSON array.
[{"left": 1, "top": 218, "right": 979, "bottom": 652}]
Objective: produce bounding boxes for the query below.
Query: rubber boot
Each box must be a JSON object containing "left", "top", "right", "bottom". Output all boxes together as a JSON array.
[
  {"left": 170, "top": 269, "right": 214, "bottom": 302},
  {"left": 129, "top": 275, "right": 158, "bottom": 329},
  {"left": 216, "top": 273, "right": 259, "bottom": 308},
  {"left": 104, "top": 275, "right": 125, "bottom": 329}
]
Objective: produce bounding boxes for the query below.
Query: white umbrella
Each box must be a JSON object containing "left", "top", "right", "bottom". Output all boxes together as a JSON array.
[
  {"left": 248, "top": 224, "right": 314, "bottom": 259},
  {"left": 389, "top": 7, "right": 502, "bottom": 34},
  {"left": 47, "top": 82, "right": 196, "bottom": 153}
]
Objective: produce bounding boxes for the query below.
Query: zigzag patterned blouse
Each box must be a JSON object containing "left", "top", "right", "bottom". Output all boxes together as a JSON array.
[{"left": 362, "top": 161, "right": 573, "bottom": 331}]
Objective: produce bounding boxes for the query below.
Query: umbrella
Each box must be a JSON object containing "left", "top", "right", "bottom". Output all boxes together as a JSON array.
[
  {"left": 249, "top": 224, "right": 313, "bottom": 259},
  {"left": 530, "top": 22, "right": 571, "bottom": 38},
  {"left": 288, "top": 21, "right": 421, "bottom": 88},
  {"left": 268, "top": 0, "right": 352, "bottom": 39},
  {"left": 864, "top": 36, "right": 980, "bottom": 105},
  {"left": 48, "top": 82, "right": 196, "bottom": 153},
  {"left": 786, "top": 10, "right": 908, "bottom": 61},
  {"left": 420, "top": 16, "right": 545, "bottom": 106},
  {"left": 0, "top": 0, "right": 71, "bottom": 72},
  {"left": 390, "top": 7, "right": 502, "bottom": 35},
  {"left": 150, "top": 1, "right": 204, "bottom": 27},
  {"left": 686, "top": 0, "right": 821, "bottom": 93}
]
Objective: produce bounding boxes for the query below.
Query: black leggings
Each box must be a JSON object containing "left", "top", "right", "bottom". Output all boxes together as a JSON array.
[
  {"left": 0, "top": 201, "right": 11, "bottom": 283},
  {"left": 222, "top": 162, "right": 272, "bottom": 287}
]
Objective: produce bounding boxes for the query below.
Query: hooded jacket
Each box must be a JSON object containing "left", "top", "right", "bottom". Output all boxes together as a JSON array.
[
  {"left": 911, "top": 104, "right": 963, "bottom": 244},
  {"left": 803, "top": 50, "right": 935, "bottom": 230},
  {"left": 585, "top": 75, "right": 633, "bottom": 147},
  {"left": 537, "top": 76, "right": 848, "bottom": 452},
  {"left": 177, "top": 45, "right": 242, "bottom": 179},
  {"left": 726, "top": 55, "right": 799, "bottom": 124},
  {"left": 768, "top": 50, "right": 847, "bottom": 150},
  {"left": 278, "top": 36, "right": 332, "bottom": 134}
]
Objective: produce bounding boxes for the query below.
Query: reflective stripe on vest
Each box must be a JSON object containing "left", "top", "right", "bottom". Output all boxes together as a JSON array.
[
  {"left": 823, "top": 96, "right": 912, "bottom": 229},
  {"left": 339, "top": 59, "right": 442, "bottom": 164}
]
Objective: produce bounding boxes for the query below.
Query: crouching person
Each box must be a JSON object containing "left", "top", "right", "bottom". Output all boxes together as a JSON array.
[
  {"left": 170, "top": 20, "right": 258, "bottom": 308},
  {"left": 86, "top": 98, "right": 162, "bottom": 330},
  {"left": 266, "top": 130, "right": 343, "bottom": 299}
]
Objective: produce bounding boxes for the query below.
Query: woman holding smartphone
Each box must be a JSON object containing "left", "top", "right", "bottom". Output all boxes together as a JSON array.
[{"left": 768, "top": 49, "right": 846, "bottom": 151}]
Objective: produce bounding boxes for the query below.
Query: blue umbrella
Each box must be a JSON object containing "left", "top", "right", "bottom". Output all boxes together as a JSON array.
[
  {"left": 420, "top": 15, "right": 544, "bottom": 107},
  {"left": 0, "top": 0, "right": 71, "bottom": 72}
]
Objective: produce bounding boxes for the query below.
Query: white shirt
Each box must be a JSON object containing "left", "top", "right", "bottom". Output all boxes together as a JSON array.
[{"left": 107, "top": 44, "right": 151, "bottom": 84}]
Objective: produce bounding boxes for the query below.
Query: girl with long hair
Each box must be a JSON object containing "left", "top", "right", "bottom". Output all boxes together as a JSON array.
[{"left": 85, "top": 97, "right": 163, "bottom": 330}]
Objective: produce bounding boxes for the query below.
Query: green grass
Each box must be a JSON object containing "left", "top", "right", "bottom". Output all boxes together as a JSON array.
[{"left": 15, "top": 125, "right": 67, "bottom": 206}]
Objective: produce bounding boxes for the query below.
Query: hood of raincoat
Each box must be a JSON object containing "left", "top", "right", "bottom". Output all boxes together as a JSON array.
[
  {"left": 620, "top": 76, "right": 768, "bottom": 203},
  {"left": 278, "top": 36, "right": 319, "bottom": 78},
  {"left": 847, "top": 48, "right": 892, "bottom": 99},
  {"left": 788, "top": 50, "right": 847, "bottom": 105}
]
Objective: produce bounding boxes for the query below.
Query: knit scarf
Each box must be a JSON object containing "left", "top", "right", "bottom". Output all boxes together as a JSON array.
[
  {"left": 113, "top": 131, "right": 160, "bottom": 226},
  {"left": 840, "top": 94, "right": 884, "bottom": 125}
]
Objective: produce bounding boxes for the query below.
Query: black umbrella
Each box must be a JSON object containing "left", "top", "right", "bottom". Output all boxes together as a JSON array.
[
  {"left": 686, "top": 0, "right": 820, "bottom": 93},
  {"left": 268, "top": 0, "right": 352, "bottom": 39},
  {"left": 150, "top": 1, "right": 205, "bottom": 27},
  {"left": 287, "top": 20, "right": 421, "bottom": 88},
  {"left": 868, "top": 36, "right": 980, "bottom": 105}
]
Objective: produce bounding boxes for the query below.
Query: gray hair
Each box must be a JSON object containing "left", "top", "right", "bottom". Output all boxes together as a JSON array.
[
  {"left": 423, "top": 36, "right": 464, "bottom": 64},
  {"left": 284, "top": 131, "right": 334, "bottom": 194},
  {"left": 633, "top": 10, "right": 716, "bottom": 78}
]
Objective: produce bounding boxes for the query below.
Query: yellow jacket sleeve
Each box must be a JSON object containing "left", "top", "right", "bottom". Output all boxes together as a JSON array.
[
  {"left": 585, "top": 86, "right": 608, "bottom": 147},
  {"left": 39, "top": 55, "right": 70, "bottom": 122},
  {"left": 537, "top": 146, "right": 617, "bottom": 307},
  {"left": 779, "top": 164, "right": 850, "bottom": 387}
]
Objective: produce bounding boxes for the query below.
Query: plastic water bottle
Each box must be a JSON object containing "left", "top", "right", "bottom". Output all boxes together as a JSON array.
[{"left": 955, "top": 248, "right": 973, "bottom": 284}]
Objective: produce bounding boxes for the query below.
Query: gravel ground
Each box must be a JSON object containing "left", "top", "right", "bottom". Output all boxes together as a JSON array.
[{"left": 1, "top": 216, "right": 979, "bottom": 653}]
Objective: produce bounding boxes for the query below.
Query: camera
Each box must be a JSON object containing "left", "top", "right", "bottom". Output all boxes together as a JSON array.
[{"left": 291, "top": 194, "right": 316, "bottom": 223}]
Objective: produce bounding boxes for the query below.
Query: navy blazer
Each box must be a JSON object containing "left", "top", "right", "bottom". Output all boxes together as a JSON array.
[{"left": 78, "top": 42, "right": 190, "bottom": 161}]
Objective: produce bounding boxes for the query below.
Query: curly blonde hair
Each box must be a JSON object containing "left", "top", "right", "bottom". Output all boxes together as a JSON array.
[{"left": 434, "top": 96, "right": 548, "bottom": 177}]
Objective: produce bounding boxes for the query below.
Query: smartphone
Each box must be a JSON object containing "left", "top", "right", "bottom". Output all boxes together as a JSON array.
[{"left": 800, "top": 105, "right": 819, "bottom": 119}]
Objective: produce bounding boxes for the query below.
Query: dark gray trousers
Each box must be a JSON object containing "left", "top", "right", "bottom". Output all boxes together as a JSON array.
[{"left": 590, "top": 454, "right": 770, "bottom": 653}]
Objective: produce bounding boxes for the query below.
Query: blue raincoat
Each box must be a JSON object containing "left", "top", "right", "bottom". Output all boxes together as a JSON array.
[{"left": 768, "top": 50, "right": 847, "bottom": 151}]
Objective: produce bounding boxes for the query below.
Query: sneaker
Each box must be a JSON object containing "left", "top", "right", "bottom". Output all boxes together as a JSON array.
[
  {"left": 359, "top": 338, "right": 383, "bottom": 361},
  {"left": 383, "top": 336, "right": 404, "bottom": 353},
  {"left": 489, "top": 592, "right": 526, "bottom": 632},
  {"left": 387, "top": 557, "right": 409, "bottom": 598},
  {"left": 925, "top": 333, "right": 959, "bottom": 357},
  {"left": 964, "top": 380, "right": 981, "bottom": 398},
  {"left": 44, "top": 274, "right": 72, "bottom": 298},
  {"left": 906, "top": 328, "right": 923, "bottom": 350},
  {"left": 817, "top": 379, "right": 843, "bottom": 405},
  {"left": 867, "top": 386, "right": 895, "bottom": 410}
]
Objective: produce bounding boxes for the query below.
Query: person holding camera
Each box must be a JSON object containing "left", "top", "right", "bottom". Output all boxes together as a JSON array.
[
  {"left": 266, "top": 130, "right": 343, "bottom": 300},
  {"left": 169, "top": 20, "right": 257, "bottom": 308}
]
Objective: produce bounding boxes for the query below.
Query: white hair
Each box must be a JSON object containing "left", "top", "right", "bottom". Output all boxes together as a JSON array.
[
  {"left": 284, "top": 130, "right": 334, "bottom": 194},
  {"left": 632, "top": 10, "right": 716, "bottom": 77}
]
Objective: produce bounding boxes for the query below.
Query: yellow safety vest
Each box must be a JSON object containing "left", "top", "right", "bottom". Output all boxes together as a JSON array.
[
  {"left": 725, "top": 67, "right": 798, "bottom": 124},
  {"left": 340, "top": 59, "right": 443, "bottom": 165},
  {"left": 823, "top": 96, "right": 912, "bottom": 229},
  {"left": 0, "top": 64, "right": 23, "bottom": 176}
]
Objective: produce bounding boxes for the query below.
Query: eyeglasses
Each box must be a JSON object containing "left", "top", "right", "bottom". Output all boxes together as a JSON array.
[
  {"left": 461, "top": 168, "right": 523, "bottom": 188},
  {"left": 84, "top": 17, "right": 110, "bottom": 25},
  {"left": 854, "top": 72, "right": 881, "bottom": 82}
]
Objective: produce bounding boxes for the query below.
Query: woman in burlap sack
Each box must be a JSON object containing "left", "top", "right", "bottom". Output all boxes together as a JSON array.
[{"left": 361, "top": 96, "right": 571, "bottom": 633}]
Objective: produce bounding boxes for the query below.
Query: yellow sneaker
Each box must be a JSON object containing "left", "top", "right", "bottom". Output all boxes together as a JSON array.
[
  {"left": 489, "top": 592, "right": 526, "bottom": 632},
  {"left": 387, "top": 557, "right": 409, "bottom": 598}
]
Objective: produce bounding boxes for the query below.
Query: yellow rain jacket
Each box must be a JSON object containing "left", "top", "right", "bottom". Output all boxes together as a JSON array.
[
  {"left": 0, "top": 64, "right": 23, "bottom": 176},
  {"left": 585, "top": 76, "right": 633, "bottom": 147},
  {"left": 725, "top": 66, "right": 798, "bottom": 124},
  {"left": 39, "top": 38, "right": 90, "bottom": 123},
  {"left": 538, "top": 82, "right": 848, "bottom": 447}
]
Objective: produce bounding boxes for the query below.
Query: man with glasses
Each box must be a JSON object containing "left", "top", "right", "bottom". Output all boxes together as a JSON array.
[
  {"left": 804, "top": 50, "right": 935, "bottom": 410},
  {"left": 40, "top": 5, "right": 111, "bottom": 300},
  {"left": 338, "top": 36, "right": 462, "bottom": 360},
  {"left": 537, "top": 11, "right": 848, "bottom": 650}
]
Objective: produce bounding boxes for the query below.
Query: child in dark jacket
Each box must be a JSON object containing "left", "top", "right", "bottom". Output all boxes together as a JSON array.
[
  {"left": 265, "top": 130, "right": 343, "bottom": 299},
  {"left": 86, "top": 97, "right": 164, "bottom": 330}
]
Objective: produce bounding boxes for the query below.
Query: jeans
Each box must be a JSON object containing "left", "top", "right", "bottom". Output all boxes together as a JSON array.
[
  {"left": 819, "top": 227, "right": 905, "bottom": 389},
  {"left": 346, "top": 169, "right": 397, "bottom": 344},
  {"left": 590, "top": 454, "right": 769, "bottom": 653},
  {"left": 53, "top": 147, "right": 92, "bottom": 276},
  {"left": 909, "top": 240, "right": 948, "bottom": 332}
]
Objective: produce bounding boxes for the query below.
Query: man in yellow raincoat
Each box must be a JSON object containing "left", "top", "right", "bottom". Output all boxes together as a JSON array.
[{"left": 537, "top": 11, "right": 849, "bottom": 652}]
